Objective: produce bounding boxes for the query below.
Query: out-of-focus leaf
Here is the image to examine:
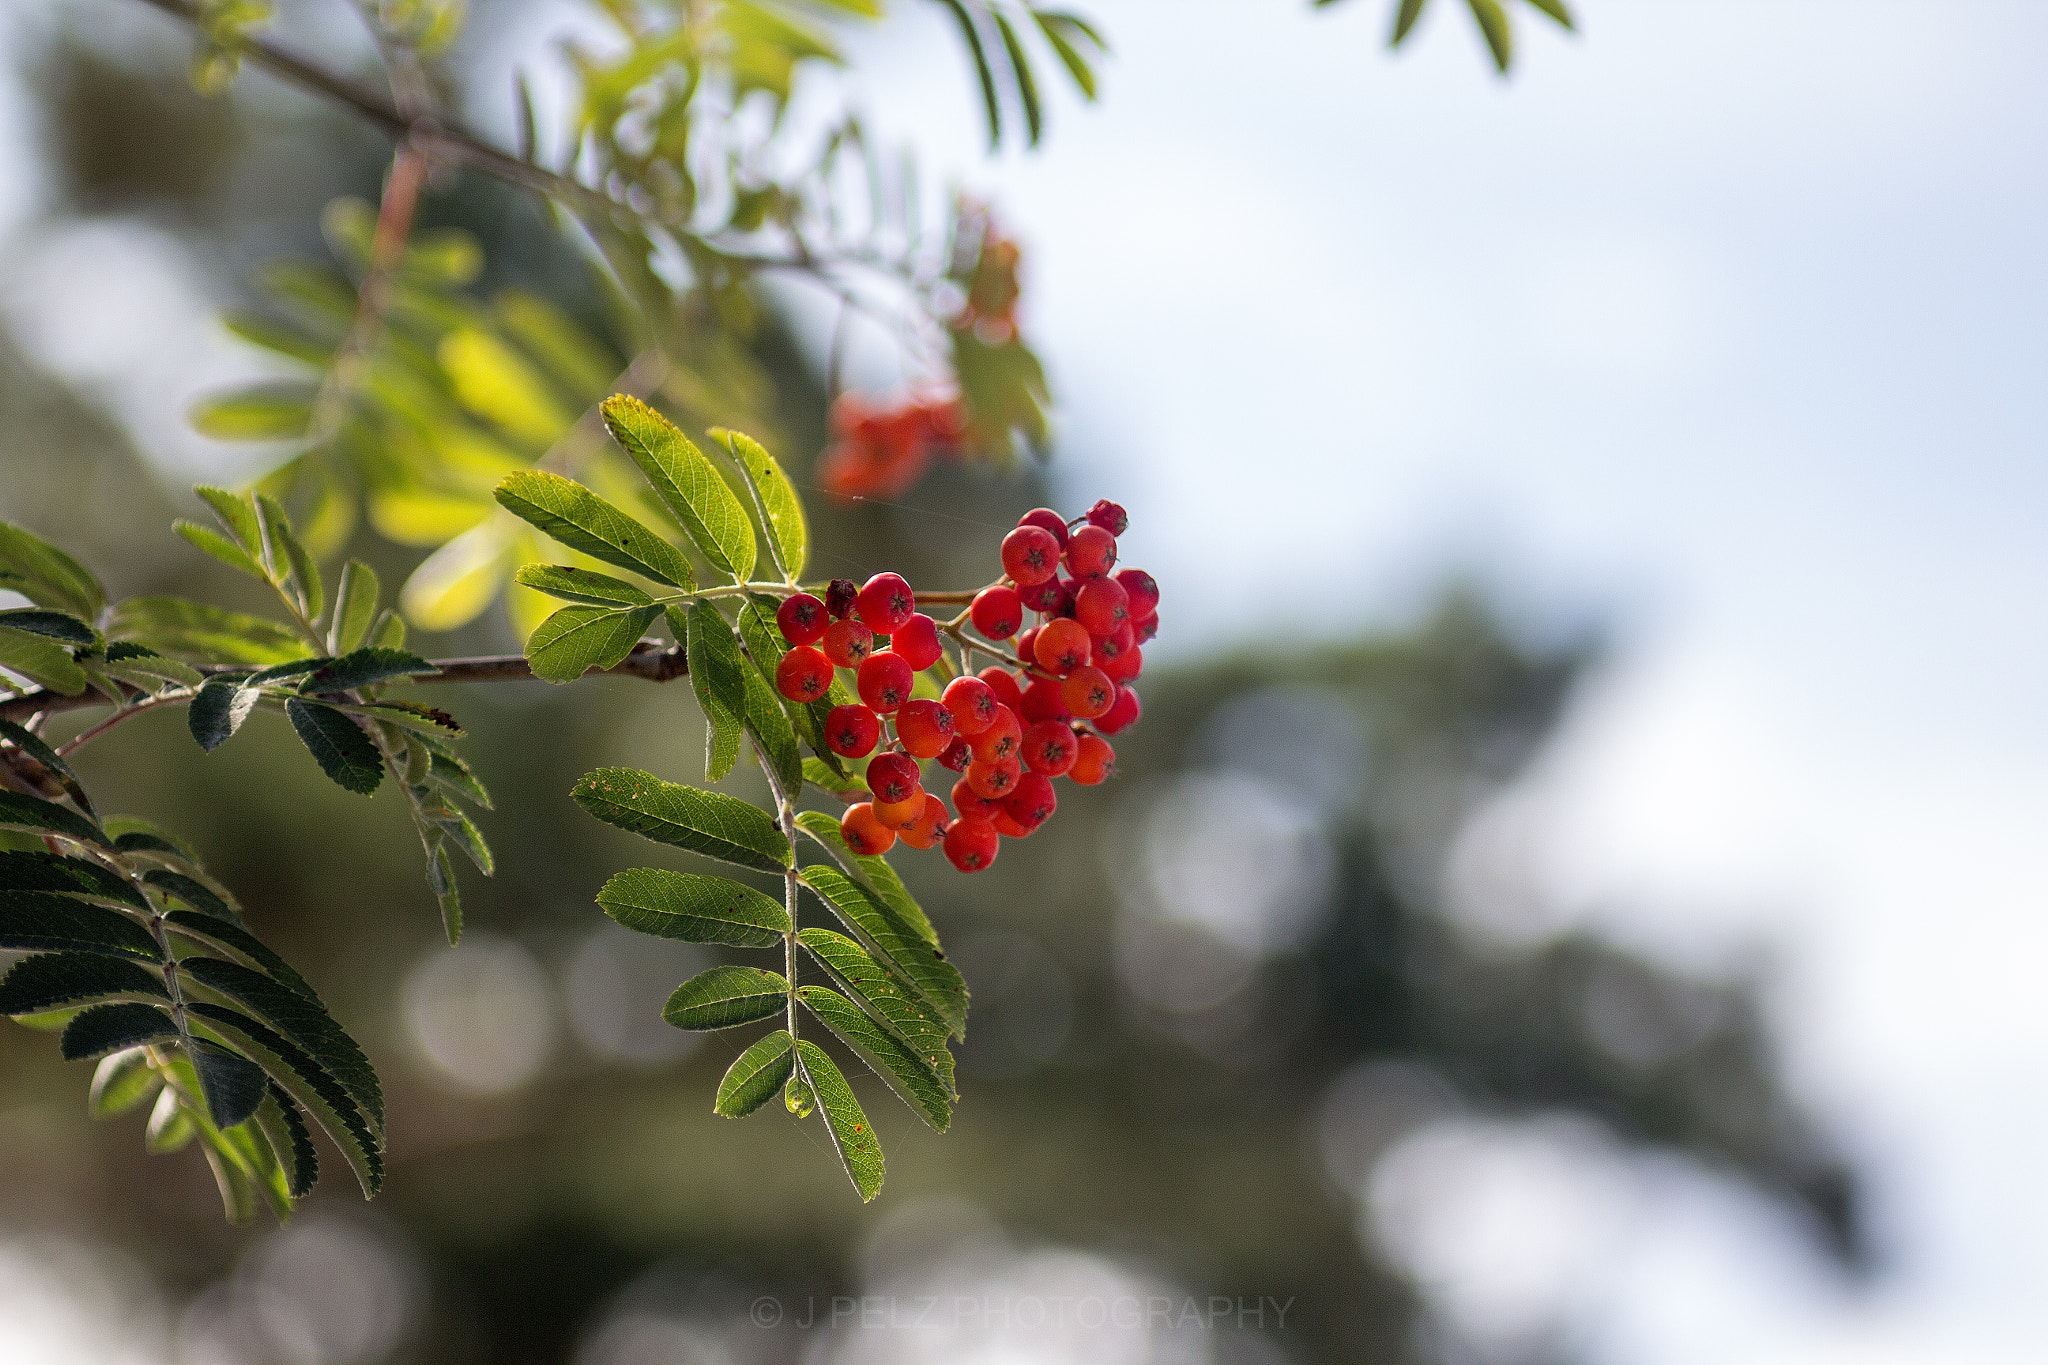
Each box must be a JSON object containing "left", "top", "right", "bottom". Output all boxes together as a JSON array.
[
  {"left": 993, "top": 13, "right": 1043, "bottom": 145},
  {"left": 1032, "top": 10, "right": 1103, "bottom": 98},
  {"left": 89, "top": 1046, "right": 163, "bottom": 1117},
  {"left": 176, "top": 521, "right": 268, "bottom": 580},
  {"left": 938, "top": 0, "right": 1002, "bottom": 149},
  {"left": 0, "top": 792, "right": 109, "bottom": 847},
  {"left": 328, "top": 560, "right": 381, "bottom": 654},
  {"left": 189, "top": 381, "right": 316, "bottom": 440},
  {"left": 439, "top": 329, "right": 572, "bottom": 445},
  {"left": 0, "top": 610, "right": 97, "bottom": 647},
  {"left": 0, "top": 626, "right": 87, "bottom": 695},
  {"left": 399, "top": 523, "right": 506, "bottom": 632},
  {"left": 109, "top": 597, "right": 308, "bottom": 666},
  {"left": 1467, "top": 0, "right": 1512, "bottom": 70},
  {"left": 0, "top": 718, "right": 96, "bottom": 819},
  {"left": 0, "top": 522, "right": 104, "bottom": 621}
]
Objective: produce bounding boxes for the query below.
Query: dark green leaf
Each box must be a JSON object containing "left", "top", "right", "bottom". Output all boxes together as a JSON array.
[
  {"left": 795, "top": 811, "right": 938, "bottom": 946},
  {"left": 180, "top": 955, "right": 382, "bottom": 1127},
  {"left": 0, "top": 952, "right": 165, "bottom": 1016},
  {"left": 526, "top": 604, "right": 661, "bottom": 684},
  {"left": 142, "top": 870, "right": 237, "bottom": 922},
  {"left": 185, "top": 1001, "right": 383, "bottom": 1196},
  {"left": 0, "top": 520, "right": 105, "bottom": 620},
  {"left": 99, "top": 643, "right": 202, "bottom": 692},
  {"left": 799, "top": 865, "right": 966, "bottom": 1038},
  {"left": 89, "top": 1046, "right": 163, "bottom": 1117},
  {"left": 107, "top": 817, "right": 199, "bottom": 861},
  {"left": 798, "top": 928, "right": 955, "bottom": 1095},
  {"left": 0, "top": 718, "right": 97, "bottom": 819},
  {"left": 494, "top": 469, "right": 697, "bottom": 589},
  {"left": 601, "top": 395, "right": 756, "bottom": 581},
  {"left": 681, "top": 603, "right": 745, "bottom": 782},
  {"left": 572, "top": 767, "right": 790, "bottom": 874},
  {"left": 710, "top": 429, "right": 807, "bottom": 580},
  {"left": 596, "top": 868, "right": 789, "bottom": 947},
  {"left": 513, "top": 564, "right": 655, "bottom": 607},
  {"left": 305, "top": 648, "right": 433, "bottom": 693},
  {"left": 0, "top": 609, "right": 96, "bottom": 646},
  {"left": 253, "top": 1084, "right": 319, "bottom": 1198},
  {"left": 0, "top": 891, "right": 158, "bottom": 959},
  {"left": 189, "top": 674, "right": 259, "bottom": 752},
  {"left": 800, "top": 985, "right": 952, "bottom": 1131},
  {"left": 661, "top": 965, "right": 789, "bottom": 1030},
  {"left": 285, "top": 699, "right": 383, "bottom": 794},
  {"left": 428, "top": 749, "right": 491, "bottom": 808},
  {"left": 714, "top": 1028, "right": 794, "bottom": 1116},
  {"left": 191, "top": 1042, "right": 268, "bottom": 1129},
  {"left": 60, "top": 1003, "right": 177, "bottom": 1060},
  {"left": 740, "top": 663, "right": 802, "bottom": 797},
  {"left": 328, "top": 559, "right": 381, "bottom": 654},
  {"left": 108, "top": 596, "right": 308, "bottom": 666},
  {"left": 358, "top": 699, "right": 464, "bottom": 735},
  {"left": 165, "top": 911, "right": 316, "bottom": 1000},
  {"left": 794, "top": 1040, "right": 884, "bottom": 1201},
  {"left": 0, "top": 851, "right": 145, "bottom": 909},
  {"left": 993, "top": 13, "right": 1043, "bottom": 145},
  {"left": 0, "top": 791, "right": 109, "bottom": 847}
]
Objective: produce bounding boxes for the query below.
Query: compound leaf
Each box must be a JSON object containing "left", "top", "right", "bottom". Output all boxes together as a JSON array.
[
  {"left": 0, "top": 952, "right": 166, "bottom": 1016},
  {"left": 800, "top": 984, "right": 952, "bottom": 1132}
]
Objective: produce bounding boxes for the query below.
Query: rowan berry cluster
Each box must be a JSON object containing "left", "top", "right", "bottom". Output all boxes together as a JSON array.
[{"left": 773, "top": 500, "right": 1155, "bottom": 873}]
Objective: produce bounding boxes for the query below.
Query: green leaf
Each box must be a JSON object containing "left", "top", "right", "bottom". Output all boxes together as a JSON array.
[
  {"left": 0, "top": 891, "right": 159, "bottom": 960},
  {"left": 711, "top": 428, "right": 807, "bottom": 581},
  {"left": 88, "top": 1046, "right": 163, "bottom": 1117},
  {"left": 60, "top": 1003, "right": 178, "bottom": 1060},
  {"left": 192, "top": 1041, "right": 268, "bottom": 1130},
  {"left": 494, "top": 469, "right": 697, "bottom": 589},
  {"left": 253, "top": 1084, "right": 319, "bottom": 1198},
  {"left": 0, "top": 718, "right": 97, "bottom": 819},
  {"left": 427, "top": 837, "right": 462, "bottom": 945},
  {"left": 0, "top": 609, "right": 97, "bottom": 646},
  {"left": 193, "top": 486, "right": 263, "bottom": 551},
  {"left": 525, "top": 604, "right": 661, "bottom": 684},
  {"left": 284, "top": 699, "right": 384, "bottom": 795},
  {"left": 682, "top": 602, "right": 745, "bottom": 782},
  {"left": 328, "top": 560, "right": 381, "bottom": 654},
  {"left": 993, "top": 13, "right": 1043, "bottom": 145},
  {"left": 714, "top": 1028, "right": 794, "bottom": 1116},
  {"left": 0, "top": 952, "right": 166, "bottom": 1016},
  {"left": 800, "top": 985, "right": 952, "bottom": 1132},
  {"left": 189, "top": 381, "right": 315, "bottom": 439},
  {"left": 803, "top": 757, "right": 866, "bottom": 797},
  {"left": 304, "top": 648, "right": 434, "bottom": 693},
  {"left": 189, "top": 674, "right": 259, "bottom": 752},
  {"left": 147, "top": 1086, "right": 197, "bottom": 1153},
  {"left": 938, "top": 0, "right": 1003, "bottom": 149},
  {"left": 1391, "top": 0, "right": 1428, "bottom": 44},
  {"left": 1466, "top": 0, "right": 1512, "bottom": 70},
  {"left": 1524, "top": 0, "right": 1573, "bottom": 30},
  {"left": 795, "top": 811, "right": 939, "bottom": 946},
  {"left": 595, "top": 868, "right": 789, "bottom": 947},
  {"left": 0, "top": 521, "right": 105, "bottom": 620},
  {"left": 799, "top": 865, "right": 967, "bottom": 1038},
  {"left": 784, "top": 1068, "right": 815, "bottom": 1117},
  {"left": 256, "top": 494, "right": 324, "bottom": 622},
  {"left": 144, "top": 871, "right": 239, "bottom": 922},
  {"left": 513, "top": 564, "right": 655, "bottom": 607},
  {"left": 99, "top": 643, "right": 203, "bottom": 692},
  {"left": 1032, "top": 10, "right": 1101, "bottom": 99},
  {"left": 0, "top": 850, "right": 146, "bottom": 909},
  {"left": 106, "top": 816, "right": 200, "bottom": 862},
  {"left": 734, "top": 594, "right": 838, "bottom": 773},
  {"left": 0, "top": 791, "right": 109, "bottom": 847},
  {"left": 108, "top": 597, "right": 308, "bottom": 666},
  {"left": 0, "top": 626, "right": 87, "bottom": 695},
  {"left": 180, "top": 956, "right": 382, "bottom": 1127},
  {"left": 175, "top": 521, "right": 268, "bottom": 580},
  {"left": 661, "top": 965, "right": 789, "bottom": 1030},
  {"left": 427, "top": 747, "right": 492, "bottom": 809},
  {"left": 572, "top": 768, "right": 791, "bottom": 874},
  {"left": 797, "top": 928, "right": 955, "bottom": 1095},
  {"left": 186, "top": 1001, "right": 382, "bottom": 1196},
  {"left": 357, "top": 699, "right": 464, "bottom": 736},
  {"left": 601, "top": 395, "right": 756, "bottom": 581},
  {"left": 794, "top": 1040, "right": 884, "bottom": 1201},
  {"left": 740, "top": 662, "right": 802, "bottom": 797},
  {"left": 164, "top": 911, "right": 317, "bottom": 1000}
]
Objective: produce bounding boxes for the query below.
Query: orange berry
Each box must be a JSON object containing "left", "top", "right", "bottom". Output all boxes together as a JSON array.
[
  {"left": 898, "top": 794, "right": 950, "bottom": 849},
  {"left": 873, "top": 789, "right": 927, "bottom": 829},
  {"left": 1032, "top": 618, "right": 1091, "bottom": 675},
  {"left": 968, "top": 704, "right": 1022, "bottom": 763},
  {"left": 1069, "top": 734, "right": 1115, "bottom": 784},
  {"left": 966, "top": 755, "right": 1021, "bottom": 800},
  {"left": 841, "top": 802, "right": 896, "bottom": 855},
  {"left": 943, "top": 818, "right": 999, "bottom": 871},
  {"left": 1061, "top": 666, "right": 1116, "bottom": 720},
  {"left": 896, "top": 698, "right": 956, "bottom": 758}
]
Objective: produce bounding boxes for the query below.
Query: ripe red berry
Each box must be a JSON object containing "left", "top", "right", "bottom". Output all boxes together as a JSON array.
[
  {"left": 857, "top": 572, "right": 916, "bottom": 633},
  {"left": 1133, "top": 615, "right": 1159, "bottom": 646},
  {"left": 841, "top": 802, "right": 896, "bottom": 855},
  {"left": 1019, "top": 675, "right": 1071, "bottom": 724},
  {"left": 1069, "top": 734, "right": 1115, "bottom": 784},
  {"left": 857, "top": 651, "right": 915, "bottom": 712},
  {"left": 1073, "top": 577, "right": 1129, "bottom": 635},
  {"left": 895, "top": 698, "right": 956, "bottom": 758},
  {"left": 1005, "top": 771, "right": 1058, "bottom": 827},
  {"left": 1065, "top": 524, "right": 1117, "bottom": 579},
  {"left": 1097, "top": 685, "right": 1141, "bottom": 735},
  {"left": 943, "top": 818, "right": 999, "bottom": 871},
  {"left": 951, "top": 776, "right": 1004, "bottom": 820},
  {"left": 1032, "top": 618, "right": 1092, "bottom": 675},
  {"left": 1094, "top": 620, "right": 1134, "bottom": 666},
  {"left": 1085, "top": 499, "right": 1128, "bottom": 536},
  {"left": 966, "top": 754, "right": 1021, "bottom": 800},
  {"left": 1115, "top": 568, "right": 1158, "bottom": 621},
  {"left": 825, "top": 703, "right": 881, "bottom": 758},
  {"left": 991, "top": 808, "right": 1034, "bottom": 839},
  {"left": 775, "top": 646, "right": 833, "bottom": 702},
  {"left": 969, "top": 703, "right": 1022, "bottom": 761},
  {"left": 1018, "top": 577, "right": 1063, "bottom": 612},
  {"left": 1000, "top": 525, "right": 1063, "bottom": 586},
  {"left": 1017, "top": 508, "right": 1070, "bottom": 548},
  {"left": 970, "top": 585, "right": 1024, "bottom": 640},
  {"left": 941, "top": 675, "right": 998, "bottom": 735},
  {"left": 1060, "top": 666, "right": 1116, "bottom": 721},
  {"left": 937, "top": 735, "right": 972, "bottom": 772},
  {"left": 1054, "top": 577, "right": 1081, "bottom": 619},
  {"left": 826, "top": 578, "right": 859, "bottom": 620},
  {"left": 1016, "top": 625, "right": 1040, "bottom": 668},
  {"left": 898, "top": 794, "right": 950, "bottom": 850},
  {"left": 1021, "top": 719, "right": 1079, "bottom": 776},
  {"left": 822, "top": 619, "right": 873, "bottom": 668},
  {"left": 890, "top": 612, "right": 943, "bottom": 670},
  {"left": 777, "top": 593, "right": 828, "bottom": 645},
  {"left": 873, "top": 789, "right": 927, "bottom": 830},
  {"left": 867, "top": 751, "right": 922, "bottom": 805},
  {"left": 1101, "top": 641, "right": 1143, "bottom": 684},
  {"left": 978, "top": 667, "right": 1025, "bottom": 714}
]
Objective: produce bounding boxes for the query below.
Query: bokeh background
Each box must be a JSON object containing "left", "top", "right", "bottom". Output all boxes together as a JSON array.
[{"left": 2, "top": 1, "right": 2044, "bottom": 1362}]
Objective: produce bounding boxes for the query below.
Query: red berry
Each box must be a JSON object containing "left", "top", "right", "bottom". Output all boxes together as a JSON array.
[
  {"left": 937, "top": 735, "right": 973, "bottom": 771},
  {"left": 943, "top": 818, "right": 999, "bottom": 871},
  {"left": 952, "top": 776, "right": 1005, "bottom": 820},
  {"left": 970, "top": 706, "right": 1022, "bottom": 762},
  {"left": 822, "top": 619, "right": 873, "bottom": 668},
  {"left": 1018, "top": 577, "right": 1063, "bottom": 612},
  {"left": 1032, "top": 618, "right": 1092, "bottom": 675},
  {"left": 1017, "top": 508, "right": 1070, "bottom": 548},
  {"left": 978, "top": 667, "right": 1025, "bottom": 714},
  {"left": 1060, "top": 666, "right": 1116, "bottom": 721},
  {"left": 1005, "top": 771, "right": 1058, "bottom": 827},
  {"left": 1000, "top": 525, "right": 1063, "bottom": 586},
  {"left": 1073, "top": 577, "right": 1129, "bottom": 635},
  {"left": 1054, "top": 577, "right": 1081, "bottom": 619},
  {"left": 965, "top": 754, "right": 1021, "bottom": 800},
  {"left": 898, "top": 794, "right": 950, "bottom": 850},
  {"left": 1085, "top": 499, "right": 1128, "bottom": 536},
  {"left": 825, "top": 703, "right": 881, "bottom": 758},
  {"left": 1097, "top": 685, "right": 1141, "bottom": 735},
  {"left": 1101, "top": 641, "right": 1143, "bottom": 684},
  {"left": 1016, "top": 626, "right": 1040, "bottom": 668},
  {"left": 970, "top": 585, "right": 1024, "bottom": 640},
  {"left": 825, "top": 578, "right": 859, "bottom": 619},
  {"left": 1094, "top": 620, "right": 1135, "bottom": 666},
  {"left": 873, "top": 789, "right": 927, "bottom": 830},
  {"left": 842, "top": 802, "right": 896, "bottom": 855},
  {"left": 1019, "top": 675, "right": 1071, "bottom": 724},
  {"left": 867, "top": 751, "right": 922, "bottom": 804},
  {"left": 857, "top": 651, "right": 915, "bottom": 712},
  {"left": 1065, "top": 524, "right": 1117, "bottom": 579},
  {"left": 891, "top": 613, "right": 943, "bottom": 671},
  {"left": 991, "top": 808, "right": 1034, "bottom": 839},
  {"left": 896, "top": 698, "right": 955, "bottom": 758},
  {"left": 1115, "top": 568, "right": 1158, "bottom": 621},
  {"left": 1069, "top": 734, "right": 1115, "bottom": 784},
  {"left": 775, "top": 646, "right": 833, "bottom": 702},
  {"left": 777, "top": 593, "right": 828, "bottom": 645},
  {"left": 1134, "top": 615, "right": 1158, "bottom": 646},
  {"left": 856, "top": 572, "right": 916, "bottom": 632},
  {"left": 1021, "top": 720, "right": 1079, "bottom": 776},
  {"left": 942, "top": 675, "right": 999, "bottom": 734}
]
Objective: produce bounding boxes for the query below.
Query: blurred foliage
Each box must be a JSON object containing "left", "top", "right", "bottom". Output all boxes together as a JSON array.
[{"left": 1319, "top": 0, "right": 1575, "bottom": 73}]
